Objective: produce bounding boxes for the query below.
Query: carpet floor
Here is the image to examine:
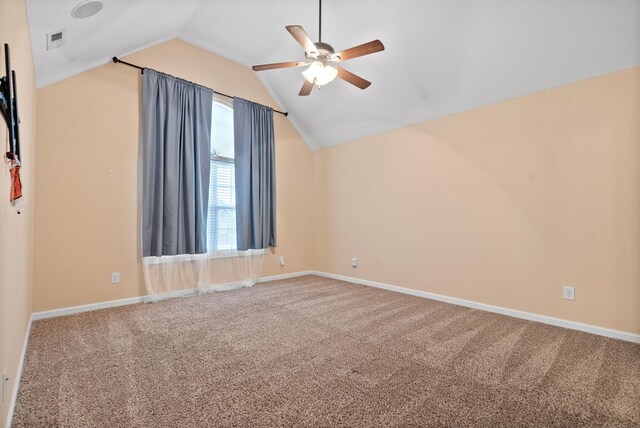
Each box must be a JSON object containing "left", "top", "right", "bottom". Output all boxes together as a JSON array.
[{"left": 13, "top": 275, "right": 640, "bottom": 427}]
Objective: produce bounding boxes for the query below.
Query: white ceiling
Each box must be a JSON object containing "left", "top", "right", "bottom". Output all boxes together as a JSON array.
[{"left": 27, "top": 0, "right": 640, "bottom": 149}]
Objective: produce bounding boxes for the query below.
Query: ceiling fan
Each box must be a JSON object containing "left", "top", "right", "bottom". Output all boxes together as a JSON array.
[{"left": 252, "top": 0, "right": 385, "bottom": 96}]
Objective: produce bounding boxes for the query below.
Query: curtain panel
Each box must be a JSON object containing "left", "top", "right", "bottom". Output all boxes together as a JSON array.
[
  {"left": 142, "top": 250, "right": 265, "bottom": 300},
  {"left": 233, "top": 98, "right": 277, "bottom": 251},
  {"left": 142, "top": 69, "right": 213, "bottom": 257}
]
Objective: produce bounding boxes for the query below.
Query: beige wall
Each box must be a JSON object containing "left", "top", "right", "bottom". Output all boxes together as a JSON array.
[
  {"left": 33, "top": 37, "right": 639, "bottom": 335},
  {"left": 33, "top": 39, "right": 313, "bottom": 312},
  {"left": 313, "top": 67, "right": 640, "bottom": 334},
  {"left": 0, "top": 0, "right": 36, "bottom": 423}
]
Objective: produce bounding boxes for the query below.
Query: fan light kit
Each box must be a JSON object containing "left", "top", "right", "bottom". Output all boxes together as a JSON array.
[
  {"left": 252, "top": 0, "right": 385, "bottom": 96},
  {"left": 302, "top": 60, "right": 338, "bottom": 86}
]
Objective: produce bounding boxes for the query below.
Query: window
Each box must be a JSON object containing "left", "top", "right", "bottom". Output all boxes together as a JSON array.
[{"left": 207, "top": 98, "right": 236, "bottom": 252}]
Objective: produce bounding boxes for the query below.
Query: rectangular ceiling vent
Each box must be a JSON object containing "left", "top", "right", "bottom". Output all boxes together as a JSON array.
[{"left": 46, "top": 29, "right": 66, "bottom": 50}]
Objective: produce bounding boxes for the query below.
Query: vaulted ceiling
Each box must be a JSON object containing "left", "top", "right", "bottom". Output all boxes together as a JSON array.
[{"left": 26, "top": 0, "right": 640, "bottom": 149}]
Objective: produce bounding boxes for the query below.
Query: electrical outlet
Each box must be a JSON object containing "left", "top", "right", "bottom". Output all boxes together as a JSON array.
[
  {"left": 352, "top": 258, "right": 358, "bottom": 268},
  {"left": 563, "top": 286, "right": 575, "bottom": 300},
  {"left": 279, "top": 256, "right": 285, "bottom": 267},
  {"left": 111, "top": 272, "right": 120, "bottom": 284},
  {"left": 2, "top": 368, "right": 8, "bottom": 402}
]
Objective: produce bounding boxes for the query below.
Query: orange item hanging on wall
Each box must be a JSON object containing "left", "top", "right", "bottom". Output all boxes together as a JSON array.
[{"left": 9, "top": 163, "right": 22, "bottom": 202}]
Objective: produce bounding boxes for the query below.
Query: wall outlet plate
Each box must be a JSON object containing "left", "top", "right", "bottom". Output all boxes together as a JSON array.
[
  {"left": 563, "top": 286, "right": 575, "bottom": 300},
  {"left": 352, "top": 258, "right": 358, "bottom": 268},
  {"left": 111, "top": 272, "right": 120, "bottom": 284}
]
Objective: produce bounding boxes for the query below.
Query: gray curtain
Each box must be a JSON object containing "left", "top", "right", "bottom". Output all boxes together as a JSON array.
[
  {"left": 233, "top": 98, "right": 276, "bottom": 251},
  {"left": 142, "top": 69, "right": 213, "bottom": 257}
]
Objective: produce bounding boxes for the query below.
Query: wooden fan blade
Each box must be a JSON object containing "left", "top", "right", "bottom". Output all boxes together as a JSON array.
[
  {"left": 335, "top": 66, "right": 371, "bottom": 89},
  {"left": 286, "top": 25, "right": 318, "bottom": 55},
  {"left": 252, "top": 61, "right": 306, "bottom": 71},
  {"left": 332, "top": 40, "right": 385, "bottom": 62},
  {"left": 299, "top": 79, "right": 314, "bottom": 96}
]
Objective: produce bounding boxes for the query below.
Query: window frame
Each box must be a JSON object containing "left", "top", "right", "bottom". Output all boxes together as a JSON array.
[
  {"left": 142, "top": 249, "right": 266, "bottom": 265},
  {"left": 204, "top": 97, "right": 265, "bottom": 259},
  {"left": 207, "top": 153, "right": 236, "bottom": 253}
]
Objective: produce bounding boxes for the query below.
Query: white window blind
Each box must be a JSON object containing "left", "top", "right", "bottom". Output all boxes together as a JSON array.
[{"left": 207, "top": 99, "right": 237, "bottom": 252}]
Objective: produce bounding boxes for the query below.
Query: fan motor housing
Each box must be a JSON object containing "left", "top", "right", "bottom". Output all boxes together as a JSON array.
[{"left": 308, "top": 42, "right": 336, "bottom": 61}]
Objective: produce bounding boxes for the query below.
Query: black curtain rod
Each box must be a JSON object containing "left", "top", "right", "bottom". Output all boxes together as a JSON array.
[{"left": 111, "top": 57, "right": 288, "bottom": 117}]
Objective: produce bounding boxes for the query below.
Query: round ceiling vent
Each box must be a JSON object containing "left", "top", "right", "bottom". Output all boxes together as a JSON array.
[{"left": 71, "top": 0, "right": 103, "bottom": 19}]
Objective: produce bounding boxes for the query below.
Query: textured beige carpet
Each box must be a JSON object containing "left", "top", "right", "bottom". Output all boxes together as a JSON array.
[{"left": 13, "top": 275, "right": 640, "bottom": 427}]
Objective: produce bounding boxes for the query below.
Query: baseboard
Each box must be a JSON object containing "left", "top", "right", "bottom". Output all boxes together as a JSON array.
[
  {"left": 31, "top": 296, "right": 145, "bottom": 321},
  {"left": 310, "top": 271, "right": 640, "bottom": 344},
  {"left": 30, "top": 270, "right": 314, "bottom": 321},
  {"left": 30, "top": 270, "right": 639, "bottom": 343},
  {"left": 259, "top": 270, "right": 314, "bottom": 283},
  {"left": 5, "top": 315, "right": 32, "bottom": 428}
]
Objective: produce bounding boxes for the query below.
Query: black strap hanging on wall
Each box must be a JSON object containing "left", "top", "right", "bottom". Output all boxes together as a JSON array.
[
  {"left": 1, "top": 43, "right": 23, "bottom": 204},
  {"left": 1, "top": 43, "right": 21, "bottom": 161},
  {"left": 11, "top": 70, "right": 21, "bottom": 160}
]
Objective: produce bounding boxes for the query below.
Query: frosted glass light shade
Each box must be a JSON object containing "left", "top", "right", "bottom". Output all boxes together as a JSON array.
[{"left": 302, "top": 62, "right": 338, "bottom": 86}]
